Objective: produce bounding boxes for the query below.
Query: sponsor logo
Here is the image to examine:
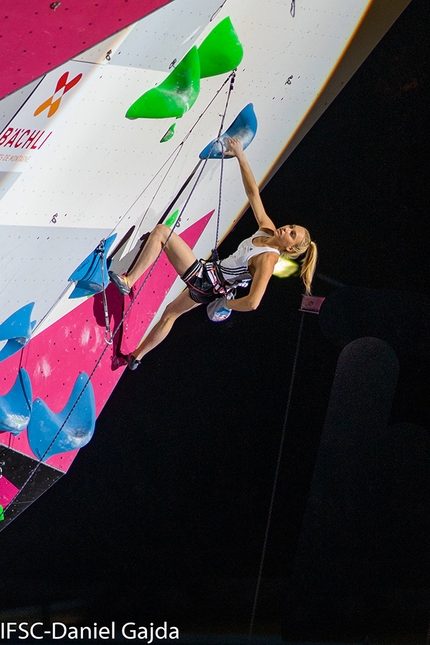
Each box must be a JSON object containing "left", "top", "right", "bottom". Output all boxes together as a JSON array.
[
  {"left": 0, "top": 128, "right": 52, "bottom": 150},
  {"left": 0, "top": 70, "right": 83, "bottom": 159},
  {"left": 34, "top": 71, "right": 82, "bottom": 118}
]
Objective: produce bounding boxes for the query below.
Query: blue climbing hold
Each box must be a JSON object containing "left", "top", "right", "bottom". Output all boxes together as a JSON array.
[
  {"left": 0, "top": 368, "right": 32, "bottom": 435},
  {"left": 68, "top": 234, "right": 117, "bottom": 299},
  {"left": 27, "top": 373, "right": 96, "bottom": 461},
  {"left": 0, "top": 303, "right": 36, "bottom": 363},
  {"left": 199, "top": 103, "right": 258, "bottom": 159}
]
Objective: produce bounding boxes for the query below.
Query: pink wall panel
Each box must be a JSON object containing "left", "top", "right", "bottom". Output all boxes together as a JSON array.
[
  {"left": 0, "top": 475, "right": 19, "bottom": 508},
  {"left": 0, "top": 0, "right": 171, "bottom": 99}
]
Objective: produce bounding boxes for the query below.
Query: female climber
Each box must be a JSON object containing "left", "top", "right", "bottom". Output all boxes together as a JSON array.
[{"left": 109, "top": 137, "right": 317, "bottom": 370}]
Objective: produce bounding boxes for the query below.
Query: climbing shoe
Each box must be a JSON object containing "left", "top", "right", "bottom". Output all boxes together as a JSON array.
[
  {"left": 109, "top": 271, "right": 131, "bottom": 295},
  {"left": 127, "top": 355, "right": 141, "bottom": 371}
]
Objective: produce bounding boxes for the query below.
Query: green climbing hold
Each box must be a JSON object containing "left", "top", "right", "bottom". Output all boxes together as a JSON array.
[
  {"left": 164, "top": 209, "right": 180, "bottom": 228},
  {"left": 126, "top": 48, "right": 201, "bottom": 119},
  {"left": 160, "top": 123, "right": 176, "bottom": 143},
  {"left": 198, "top": 17, "right": 244, "bottom": 78}
]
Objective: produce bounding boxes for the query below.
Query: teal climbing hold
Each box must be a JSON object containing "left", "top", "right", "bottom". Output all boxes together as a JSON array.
[
  {"left": 126, "top": 47, "right": 201, "bottom": 119},
  {"left": 0, "top": 368, "right": 32, "bottom": 435},
  {"left": 198, "top": 17, "right": 244, "bottom": 78},
  {"left": 0, "top": 303, "right": 36, "bottom": 363},
  {"left": 199, "top": 103, "right": 258, "bottom": 159},
  {"left": 68, "top": 234, "right": 117, "bottom": 299},
  {"left": 27, "top": 373, "right": 96, "bottom": 462}
]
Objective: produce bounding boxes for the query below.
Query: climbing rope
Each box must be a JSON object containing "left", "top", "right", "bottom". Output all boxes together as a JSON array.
[
  {"left": 212, "top": 71, "right": 235, "bottom": 258},
  {"left": 3, "top": 70, "right": 237, "bottom": 521},
  {"left": 247, "top": 311, "right": 305, "bottom": 644},
  {"left": 211, "top": 143, "right": 225, "bottom": 262}
]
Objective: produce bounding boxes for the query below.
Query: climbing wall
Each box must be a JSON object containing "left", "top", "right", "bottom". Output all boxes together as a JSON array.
[{"left": 0, "top": 0, "right": 412, "bottom": 528}]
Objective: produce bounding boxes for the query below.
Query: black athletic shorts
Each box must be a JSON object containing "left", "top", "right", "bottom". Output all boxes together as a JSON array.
[{"left": 181, "top": 260, "right": 222, "bottom": 304}]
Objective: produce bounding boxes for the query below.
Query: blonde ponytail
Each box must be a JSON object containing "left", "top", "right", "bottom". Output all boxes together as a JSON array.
[
  {"left": 300, "top": 240, "right": 318, "bottom": 295},
  {"left": 280, "top": 228, "right": 318, "bottom": 295}
]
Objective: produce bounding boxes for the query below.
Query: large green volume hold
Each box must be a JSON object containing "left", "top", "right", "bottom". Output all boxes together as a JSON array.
[
  {"left": 198, "top": 17, "right": 244, "bottom": 78},
  {"left": 126, "top": 47, "right": 201, "bottom": 119}
]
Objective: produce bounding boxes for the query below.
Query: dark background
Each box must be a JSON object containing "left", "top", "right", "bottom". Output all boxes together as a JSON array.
[{"left": 1, "top": 0, "right": 429, "bottom": 641}]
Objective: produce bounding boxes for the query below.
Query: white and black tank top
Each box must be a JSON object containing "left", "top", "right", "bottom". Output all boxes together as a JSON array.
[{"left": 220, "top": 230, "right": 280, "bottom": 285}]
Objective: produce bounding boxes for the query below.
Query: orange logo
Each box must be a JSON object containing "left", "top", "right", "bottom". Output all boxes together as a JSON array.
[{"left": 34, "top": 71, "right": 83, "bottom": 118}]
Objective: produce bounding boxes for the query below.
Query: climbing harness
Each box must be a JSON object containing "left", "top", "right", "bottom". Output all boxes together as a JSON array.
[
  {"left": 203, "top": 258, "right": 229, "bottom": 296},
  {"left": 204, "top": 256, "right": 250, "bottom": 298},
  {"left": 181, "top": 258, "right": 228, "bottom": 301}
]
